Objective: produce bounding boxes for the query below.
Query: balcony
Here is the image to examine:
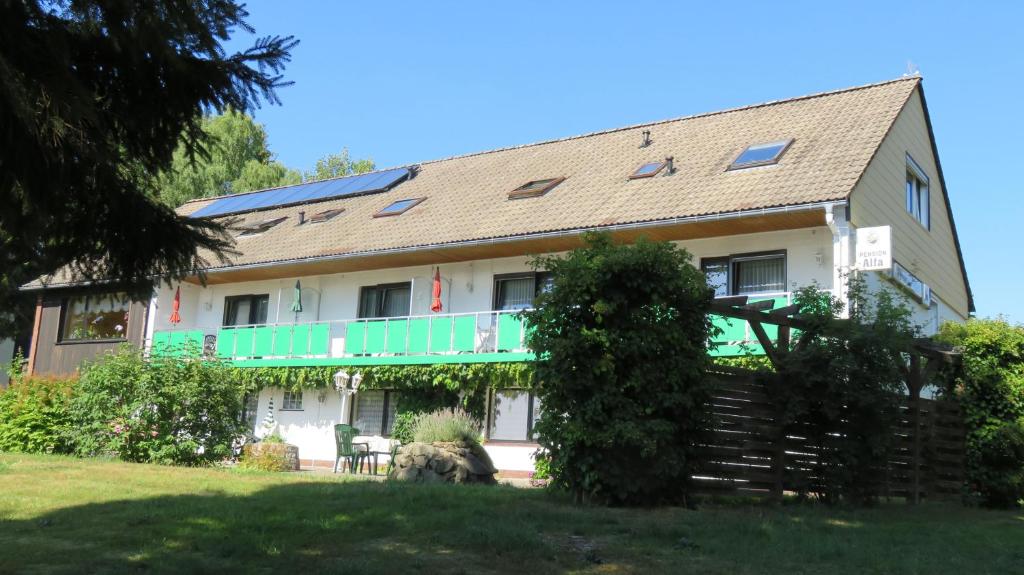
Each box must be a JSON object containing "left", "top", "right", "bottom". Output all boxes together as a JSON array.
[
  {"left": 150, "top": 310, "right": 533, "bottom": 367},
  {"left": 149, "top": 293, "right": 796, "bottom": 367}
]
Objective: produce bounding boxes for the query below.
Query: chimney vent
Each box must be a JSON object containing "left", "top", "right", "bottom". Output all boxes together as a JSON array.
[
  {"left": 298, "top": 211, "right": 306, "bottom": 225},
  {"left": 640, "top": 130, "right": 652, "bottom": 148},
  {"left": 665, "top": 156, "right": 674, "bottom": 174}
]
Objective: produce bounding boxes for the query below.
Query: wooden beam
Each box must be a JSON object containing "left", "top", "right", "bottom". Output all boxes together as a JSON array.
[
  {"left": 769, "top": 303, "right": 802, "bottom": 317},
  {"left": 743, "top": 300, "right": 775, "bottom": 312}
]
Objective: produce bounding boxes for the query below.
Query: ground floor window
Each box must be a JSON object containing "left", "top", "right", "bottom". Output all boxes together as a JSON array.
[
  {"left": 487, "top": 389, "right": 541, "bottom": 442},
  {"left": 353, "top": 390, "right": 399, "bottom": 436},
  {"left": 59, "top": 293, "right": 130, "bottom": 341},
  {"left": 700, "top": 251, "right": 786, "bottom": 296},
  {"left": 281, "top": 390, "right": 303, "bottom": 411}
]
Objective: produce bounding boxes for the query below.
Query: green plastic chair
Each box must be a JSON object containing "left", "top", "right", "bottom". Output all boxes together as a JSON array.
[{"left": 333, "top": 424, "right": 366, "bottom": 474}]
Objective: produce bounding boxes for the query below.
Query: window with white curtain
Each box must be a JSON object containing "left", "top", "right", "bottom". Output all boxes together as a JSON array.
[
  {"left": 906, "top": 155, "right": 930, "bottom": 230},
  {"left": 701, "top": 252, "right": 786, "bottom": 296},
  {"left": 493, "top": 273, "right": 551, "bottom": 310},
  {"left": 353, "top": 390, "right": 399, "bottom": 436},
  {"left": 489, "top": 390, "right": 541, "bottom": 441}
]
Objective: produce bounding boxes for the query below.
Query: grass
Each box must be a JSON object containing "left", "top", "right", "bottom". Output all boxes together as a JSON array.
[{"left": 0, "top": 454, "right": 1021, "bottom": 574}]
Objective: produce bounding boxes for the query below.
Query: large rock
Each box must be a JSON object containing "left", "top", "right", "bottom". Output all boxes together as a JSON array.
[
  {"left": 244, "top": 442, "right": 300, "bottom": 471},
  {"left": 388, "top": 441, "right": 497, "bottom": 485}
]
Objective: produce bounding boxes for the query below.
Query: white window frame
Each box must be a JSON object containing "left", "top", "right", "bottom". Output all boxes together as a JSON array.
[
  {"left": 486, "top": 389, "right": 541, "bottom": 443},
  {"left": 281, "top": 390, "right": 303, "bottom": 411},
  {"left": 906, "top": 154, "right": 930, "bottom": 230}
]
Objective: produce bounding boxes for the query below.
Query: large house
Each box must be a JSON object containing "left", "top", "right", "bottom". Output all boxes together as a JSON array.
[{"left": 22, "top": 77, "right": 972, "bottom": 471}]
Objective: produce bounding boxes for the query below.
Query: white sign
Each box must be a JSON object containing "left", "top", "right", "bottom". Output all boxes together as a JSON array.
[{"left": 855, "top": 226, "right": 892, "bottom": 271}]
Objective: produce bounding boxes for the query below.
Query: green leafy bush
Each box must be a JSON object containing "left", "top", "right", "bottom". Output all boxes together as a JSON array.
[
  {"left": 937, "top": 318, "right": 1024, "bottom": 508},
  {"left": 770, "top": 280, "right": 915, "bottom": 505},
  {"left": 524, "top": 232, "right": 715, "bottom": 505},
  {"left": 410, "top": 409, "right": 481, "bottom": 444},
  {"left": 0, "top": 375, "right": 76, "bottom": 454},
  {"left": 69, "top": 345, "right": 245, "bottom": 466}
]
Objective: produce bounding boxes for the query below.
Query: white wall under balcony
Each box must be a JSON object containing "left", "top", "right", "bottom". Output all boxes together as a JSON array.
[{"left": 149, "top": 226, "right": 836, "bottom": 331}]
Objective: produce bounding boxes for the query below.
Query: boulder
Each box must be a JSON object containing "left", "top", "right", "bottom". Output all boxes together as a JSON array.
[
  {"left": 245, "top": 442, "right": 300, "bottom": 471},
  {"left": 388, "top": 441, "right": 497, "bottom": 485}
]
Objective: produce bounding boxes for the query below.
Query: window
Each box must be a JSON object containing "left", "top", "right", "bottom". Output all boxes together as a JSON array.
[
  {"left": 308, "top": 208, "right": 344, "bottom": 223},
  {"left": 488, "top": 390, "right": 541, "bottom": 442},
  {"left": 701, "top": 252, "right": 786, "bottom": 296},
  {"left": 281, "top": 391, "right": 303, "bottom": 411},
  {"left": 493, "top": 272, "right": 551, "bottom": 310},
  {"left": 238, "top": 216, "right": 288, "bottom": 236},
  {"left": 906, "top": 155, "right": 930, "bottom": 229},
  {"left": 507, "top": 177, "right": 565, "bottom": 200},
  {"left": 60, "top": 293, "right": 130, "bottom": 341},
  {"left": 353, "top": 390, "right": 399, "bottom": 436},
  {"left": 358, "top": 282, "right": 411, "bottom": 318},
  {"left": 223, "top": 294, "right": 270, "bottom": 326},
  {"left": 373, "top": 197, "right": 425, "bottom": 217},
  {"left": 728, "top": 139, "right": 793, "bottom": 170},
  {"left": 240, "top": 393, "right": 259, "bottom": 425},
  {"left": 629, "top": 160, "right": 668, "bottom": 179}
]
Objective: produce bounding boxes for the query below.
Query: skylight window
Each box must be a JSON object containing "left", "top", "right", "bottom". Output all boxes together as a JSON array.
[
  {"left": 507, "top": 177, "right": 565, "bottom": 200},
  {"left": 308, "top": 208, "right": 344, "bottom": 224},
  {"left": 374, "top": 197, "right": 425, "bottom": 218},
  {"left": 728, "top": 139, "right": 793, "bottom": 170},
  {"left": 238, "top": 216, "right": 287, "bottom": 236},
  {"left": 629, "top": 160, "right": 668, "bottom": 179}
]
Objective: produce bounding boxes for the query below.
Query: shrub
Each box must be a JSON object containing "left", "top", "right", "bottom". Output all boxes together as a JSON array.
[
  {"left": 238, "top": 444, "right": 292, "bottom": 472},
  {"left": 0, "top": 375, "right": 76, "bottom": 454},
  {"left": 410, "top": 409, "right": 481, "bottom": 444},
  {"left": 69, "top": 345, "right": 245, "bottom": 466},
  {"left": 770, "top": 279, "right": 915, "bottom": 505},
  {"left": 524, "top": 232, "right": 715, "bottom": 505},
  {"left": 937, "top": 318, "right": 1024, "bottom": 508}
]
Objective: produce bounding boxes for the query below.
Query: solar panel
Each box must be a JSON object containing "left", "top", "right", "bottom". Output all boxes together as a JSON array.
[{"left": 188, "top": 167, "right": 413, "bottom": 218}]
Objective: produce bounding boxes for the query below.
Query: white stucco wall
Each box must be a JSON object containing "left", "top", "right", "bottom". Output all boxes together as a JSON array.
[{"left": 149, "top": 226, "right": 837, "bottom": 334}]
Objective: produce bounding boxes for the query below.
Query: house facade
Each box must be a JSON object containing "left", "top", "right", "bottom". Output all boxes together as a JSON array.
[{"left": 24, "top": 77, "right": 972, "bottom": 472}]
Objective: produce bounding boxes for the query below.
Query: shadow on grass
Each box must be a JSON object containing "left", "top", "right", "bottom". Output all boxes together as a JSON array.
[{"left": 0, "top": 478, "right": 607, "bottom": 574}]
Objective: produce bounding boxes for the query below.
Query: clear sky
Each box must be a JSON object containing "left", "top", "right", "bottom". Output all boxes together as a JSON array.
[{"left": 228, "top": 1, "right": 1022, "bottom": 323}]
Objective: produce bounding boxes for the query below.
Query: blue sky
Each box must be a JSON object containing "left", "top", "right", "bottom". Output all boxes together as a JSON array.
[{"left": 229, "top": 1, "right": 1022, "bottom": 323}]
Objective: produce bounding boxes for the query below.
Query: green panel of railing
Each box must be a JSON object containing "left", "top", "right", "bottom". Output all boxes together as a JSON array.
[
  {"left": 429, "top": 317, "right": 453, "bottom": 353},
  {"left": 497, "top": 314, "right": 524, "bottom": 351},
  {"left": 253, "top": 327, "right": 274, "bottom": 357},
  {"left": 172, "top": 330, "right": 204, "bottom": 357},
  {"left": 453, "top": 316, "right": 476, "bottom": 352},
  {"left": 407, "top": 319, "right": 429, "bottom": 354},
  {"left": 291, "top": 325, "right": 310, "bottom": 356},
  {"left": 386, "top": 320, "right": 408, "bottom": 354},
  {"left": 151, "top": 331, "right": 171, "bottom": 356},
  {"left": 216, "top": 328, "right": 236, "bottom": 358},
  {"left": 309, "top": 323, "right": 330, "bottom": 355},
  {"left": 234, "top": 327, "right": 255, "bottom": 358},
  {"left": 344, "top": 323, "right": 365, "bottom": 354},
  {"left": 272, "top": 326, "right": 293, "bottom": 356},
  {"left": 708, "top": 296, "right": 791, "bottom": 357},
  {"left": 364, "top": 321, "right": 387, "bottom": 354}
]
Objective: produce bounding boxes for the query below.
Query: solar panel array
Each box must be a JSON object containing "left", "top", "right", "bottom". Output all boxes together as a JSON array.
[{"left": 188, "top": 167, "right": 413, "bottom": 219}]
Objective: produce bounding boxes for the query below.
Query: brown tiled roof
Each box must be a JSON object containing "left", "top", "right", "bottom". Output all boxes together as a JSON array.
[{"left": 29, "top": 77, "right": 921, "bottom": 287}]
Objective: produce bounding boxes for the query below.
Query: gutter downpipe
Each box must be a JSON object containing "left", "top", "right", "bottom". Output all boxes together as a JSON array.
[{"left": 825, "top": 202, "right": 852, "bottom": 318}]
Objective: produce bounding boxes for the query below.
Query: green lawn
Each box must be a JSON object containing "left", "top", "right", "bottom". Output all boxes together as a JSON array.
[{"left": 0, "top": 454, "right": 1020, "bottom": 574}]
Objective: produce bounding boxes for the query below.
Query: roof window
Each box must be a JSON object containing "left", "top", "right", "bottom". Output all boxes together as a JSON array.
[
  {"left": 629, "top": 159, "right": 672, "bottom": 179},
  {"left": 374, "top": 198, "right": 425, "bottom": 218},
  {"left": 728, "top": 139, "right": 793, "bottom": 170},
  {"left": 307, "top": 208, "right": 344, "bottom": 224},
  {"left": 507, "top": 177, "right": 565, "bottom": 200},
  {"left": 238, "top": 216, "right": 288, "bottom": 236}
]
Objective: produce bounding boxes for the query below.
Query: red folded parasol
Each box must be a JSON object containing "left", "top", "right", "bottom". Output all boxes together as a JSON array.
[
  {"left": 430, "top": 268, "right": 443, "bottom": 313},
  {"left": 169, "top": 286, "right": 181, "bottom": 324}
]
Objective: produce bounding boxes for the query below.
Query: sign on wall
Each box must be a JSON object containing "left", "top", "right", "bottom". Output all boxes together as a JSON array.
[{"left": 855, "top": 226, "right": 892, "bottom": 271}]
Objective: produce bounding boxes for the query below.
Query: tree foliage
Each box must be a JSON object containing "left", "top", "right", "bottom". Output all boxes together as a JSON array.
[
  {"left": 523, "top": 233, "right": 715, "bottom": 505},
  {"left": 0, "top": 0, "right": 297, "bottom": 337},
  {"left": 937, "top": 318, "right": 1024, "bottom": 507},
  {"left": 156, "top": 111, "right": 301, "bottom": 207},
  {"left": 769, "top": 278, "right": 917, "bottom": 505},
  {"left": 303, "top": 149, "right": 375, "bottom": 183},
  {"left": 0, "top": 372, "right": 76, "bottom": 455}
]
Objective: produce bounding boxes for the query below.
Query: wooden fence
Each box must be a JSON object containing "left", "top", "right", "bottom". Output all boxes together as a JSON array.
[{"left": 691, "top": 367, "right": 966, "bottom": 501}]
